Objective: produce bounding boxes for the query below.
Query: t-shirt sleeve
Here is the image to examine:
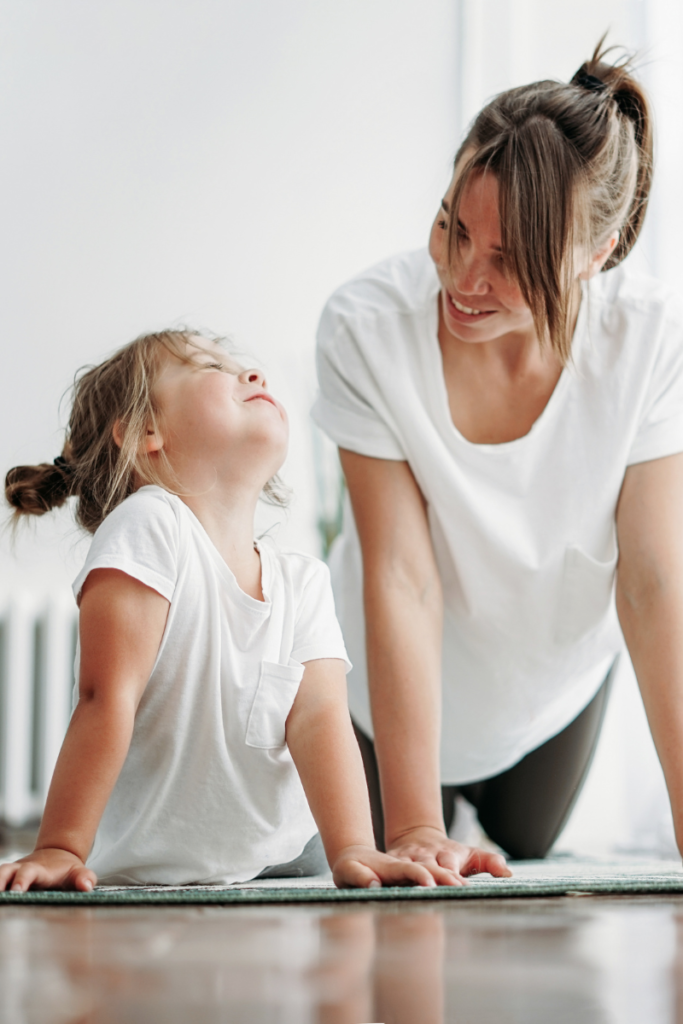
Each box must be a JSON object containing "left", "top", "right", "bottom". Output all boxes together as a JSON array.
[
  {"left": 311, "top": 306, "right": 406, "bottom": 461},
  {"left": 290, "top": 558, "right": 352, "bottom": 671},
  {"left": 628, "top": 310, "right": 683, "bottom": 466},
  {"left": 72, "top": 488, "right": 179, "bottom": 605}
]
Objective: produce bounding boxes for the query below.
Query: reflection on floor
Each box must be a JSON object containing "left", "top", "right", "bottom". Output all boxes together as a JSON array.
[
  {"left": 0, "top": 897, "right": 680, "bottom": 1022},
  {"left": 0, "top": 832, "right": 680, "bottom": 1022}
]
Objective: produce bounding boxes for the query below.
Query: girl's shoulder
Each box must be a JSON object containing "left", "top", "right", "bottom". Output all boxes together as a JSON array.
[
  {"left": 72, "top": 486, "right": 182, "bottom": 605},
  {"left": 257, "top": 536, "right": 332, "bottom": 591},
  {"left": 94, "top": 485, "right": 182, "bottom": 538}
]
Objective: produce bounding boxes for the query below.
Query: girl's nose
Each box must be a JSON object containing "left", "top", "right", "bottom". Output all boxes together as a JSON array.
[{"left": 239, "top": 367, "right": 266, "bottom": 388}]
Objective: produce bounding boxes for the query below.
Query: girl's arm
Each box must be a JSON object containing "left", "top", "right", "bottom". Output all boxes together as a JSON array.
[
  {"left": 616, "top": 452, "right": 683, "bottom": 854},
  {"left": 0, "top": 569, "right": 169, "bottom": 892}
]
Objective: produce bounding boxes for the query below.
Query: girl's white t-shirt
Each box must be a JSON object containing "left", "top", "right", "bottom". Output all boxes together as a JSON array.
[
  {"left": 312, "top": 248, "right": 683, "bottom": 784},
  {"left": 71, "top": 485, "right": 350, "bottom": 885}
]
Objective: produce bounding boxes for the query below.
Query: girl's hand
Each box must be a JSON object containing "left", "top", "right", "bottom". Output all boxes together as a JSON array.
[
  {"left": 0, "top": 849, "right": 97, "bottom": 893},
  {"left": 332, "top": 844, "right": 439, "bottom": 889},
  {"left": 386, "top": 826, "right": 512, "bottom": 886}
]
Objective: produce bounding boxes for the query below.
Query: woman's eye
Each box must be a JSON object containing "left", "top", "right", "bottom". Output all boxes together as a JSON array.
[{"left": 437, "top": 218, "right": 448, "bottom": 230}]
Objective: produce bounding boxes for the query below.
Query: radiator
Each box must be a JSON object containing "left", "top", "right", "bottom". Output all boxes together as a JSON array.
[{"left": 0, "top": 594, "right": 77, "bottom": 827}]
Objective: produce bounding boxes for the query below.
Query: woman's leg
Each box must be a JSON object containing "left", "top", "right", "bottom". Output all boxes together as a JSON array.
[
  {"left": 353, "top": 725, "right": 507, "bottom": 852},
  {"left": 355, "top": 657, "right": 617, "bottom": 859},
  {"left": 459, "top": 659, "right": 617, "bottom": 859}
]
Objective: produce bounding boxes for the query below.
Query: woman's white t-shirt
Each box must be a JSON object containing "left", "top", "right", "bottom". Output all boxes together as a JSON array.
[
  {"left": 71, "top": 485, "right": 350, "bottom": 885},
  {"left": 312, "top": 248, "right": 683, "bottom": 784}
]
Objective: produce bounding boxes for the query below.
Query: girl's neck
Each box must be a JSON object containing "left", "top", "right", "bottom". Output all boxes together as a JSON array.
[{"left": 180, "top": 489, "right": 264, "bottom": 601}]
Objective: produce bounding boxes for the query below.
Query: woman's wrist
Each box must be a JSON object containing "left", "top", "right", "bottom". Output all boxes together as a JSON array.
[{"left": 384, "top": 822, "right": 448, "bottom": 849}]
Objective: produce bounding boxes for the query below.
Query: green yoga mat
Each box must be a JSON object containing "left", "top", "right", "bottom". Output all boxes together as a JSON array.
[{"left": 1, "top": 858, "right": 682, "bottom": 904}]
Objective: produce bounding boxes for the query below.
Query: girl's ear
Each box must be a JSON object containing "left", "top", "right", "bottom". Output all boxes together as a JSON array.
[
  {"left": 112, "top": 420, "right": 164, "bottom": 453},
  {"left": 578, "top": 230, "right": 620, "bottom": 280}
]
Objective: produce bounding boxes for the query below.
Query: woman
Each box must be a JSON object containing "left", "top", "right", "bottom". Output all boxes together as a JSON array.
[{"left": 312, "top": 43, "right": 683, "bottom": 881}]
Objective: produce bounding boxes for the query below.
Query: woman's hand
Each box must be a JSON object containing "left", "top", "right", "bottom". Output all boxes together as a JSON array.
[
  {"left": 332, "top": 844, "right": 438, "bottom": 889},
  {"left": 386, "top": 826, "right": 511, "bottom": 886},
  {"left": 0, "top": 849, "right": 97, "bottom": 892}
]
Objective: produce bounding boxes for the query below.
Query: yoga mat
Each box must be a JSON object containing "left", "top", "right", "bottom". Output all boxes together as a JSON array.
[{"left": 1, "top": 858, "right": 682, "bottom": 904}]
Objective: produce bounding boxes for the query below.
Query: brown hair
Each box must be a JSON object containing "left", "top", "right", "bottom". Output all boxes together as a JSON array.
[
  {"left": 448, "top": 38, "right": 652, "bottom": 363},
  {"left": 5, "top": 329, "right": 286, "bottom": 534}
]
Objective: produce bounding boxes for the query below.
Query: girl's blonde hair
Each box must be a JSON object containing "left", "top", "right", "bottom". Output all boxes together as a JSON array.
[
  {"left": 5, "top": 329, "right": 286, "bottom": 534},
  {"left": 449, "top": 39, "right": 652, "bottom": 363}
]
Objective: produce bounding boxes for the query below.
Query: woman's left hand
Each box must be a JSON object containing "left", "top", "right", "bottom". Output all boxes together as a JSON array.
[{"left": 386, "top": 825, "right": 512, "bottom": 886}]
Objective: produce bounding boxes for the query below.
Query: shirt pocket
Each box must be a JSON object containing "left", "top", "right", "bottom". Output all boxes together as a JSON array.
[
  {"left": 245, "top": 661, "right": 305, "bottom": 749},
  {"left": 555, "top": 545, "right": 618, "bottom": 645}
]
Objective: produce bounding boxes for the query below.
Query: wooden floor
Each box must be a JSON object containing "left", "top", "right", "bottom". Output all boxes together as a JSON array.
[
  {"left": 1, "top": 831, "right": 682, "bottom": 1022},
  {"left": 1, "top": 894, "right": 682, "bottom": 1021}
]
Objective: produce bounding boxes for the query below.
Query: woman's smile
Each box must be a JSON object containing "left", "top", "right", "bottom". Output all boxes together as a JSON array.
[{"left": 444, "top": 289, "right": 497, "bottom": 324}]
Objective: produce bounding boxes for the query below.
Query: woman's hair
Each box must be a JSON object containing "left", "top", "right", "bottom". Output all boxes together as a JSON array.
[
  {"left": 449, "top": 38, "right": 652, "bottom": 363},
  {"left": 5, "top": 329, "right": 286, "bottom": 534}
]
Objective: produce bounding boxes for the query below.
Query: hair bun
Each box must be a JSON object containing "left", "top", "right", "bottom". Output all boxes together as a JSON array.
[{"left": 571, "top": 67, "right": 609, "bottom": 95}]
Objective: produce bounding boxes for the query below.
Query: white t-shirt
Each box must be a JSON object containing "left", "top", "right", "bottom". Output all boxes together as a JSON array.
[
  {"left": 312, "top": 248, "right": 683, "bottom": 784},
  {"left": 71, "top": 485, "right": 350, "bottom": 885}
]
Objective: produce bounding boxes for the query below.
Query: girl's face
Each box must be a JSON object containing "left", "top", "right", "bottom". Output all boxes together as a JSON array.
[
  {"left": 151, "top": 340, "right": 288, "bottom": 490},
  {"left": 428, "top": 166, "right": 537, "bottom": 346}
]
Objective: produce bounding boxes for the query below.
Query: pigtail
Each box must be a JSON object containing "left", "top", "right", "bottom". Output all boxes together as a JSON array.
[{"left": 5, "top": 455, "right": 75, "bottom": 519}]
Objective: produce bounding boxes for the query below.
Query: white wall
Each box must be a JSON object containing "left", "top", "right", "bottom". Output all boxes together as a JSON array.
[
  {"left": 2, "top": 0, "right": 681, "bottom": 855},
  {"left": 0, "top": 0, "right": 458, "bottom": 591}
]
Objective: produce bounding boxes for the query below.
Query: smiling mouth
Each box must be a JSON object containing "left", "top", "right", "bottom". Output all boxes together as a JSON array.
[
  {"left": 447, "top": 292, "right": 495, "bottom": 317},
  {"left": 246, "top": 392, "right": 277, "bottom": 407}
]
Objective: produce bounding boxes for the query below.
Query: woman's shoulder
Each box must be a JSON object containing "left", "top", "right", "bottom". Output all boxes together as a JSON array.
[
  {"left": 590, "top": 264, "right": 683, "bottom": 326},
  {"left": 321, "top": 248, "right": 438, "bottom": 326}
]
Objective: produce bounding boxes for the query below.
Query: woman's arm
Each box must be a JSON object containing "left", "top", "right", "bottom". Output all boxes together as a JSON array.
[
  {"left": 339, "top": 449, "right": 510, "bottom": 883},
  {"left": 616, "top": 452, "right": 683, "bottom": 854},
  {"left": 0, "top": 569, "right": 169, "bottom": 891}
]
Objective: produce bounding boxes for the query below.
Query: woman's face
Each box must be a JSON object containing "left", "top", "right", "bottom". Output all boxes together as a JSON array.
[{"left": 428, "top": 166, "right": 537, "bottom": 346}]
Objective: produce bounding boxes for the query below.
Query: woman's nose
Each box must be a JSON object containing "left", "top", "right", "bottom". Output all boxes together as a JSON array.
[
  {"left": 239, "top": 367, "right": 266, "bottom": 388},
  {"left": 452, "top": 252, "right": 489, "bottom": 296}
]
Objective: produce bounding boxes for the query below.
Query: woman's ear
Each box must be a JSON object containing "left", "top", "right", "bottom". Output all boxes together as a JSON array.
[
  {"left": 579, "top": 230, "right": 620, "bottom": 280},
  {"left": 112, "top": 419, "right": 164, "bottom": 453}
]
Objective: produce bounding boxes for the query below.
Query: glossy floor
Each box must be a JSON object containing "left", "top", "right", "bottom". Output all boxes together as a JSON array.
[{"left": 0, "top": 895, "right": 681, "bottom": 1023}]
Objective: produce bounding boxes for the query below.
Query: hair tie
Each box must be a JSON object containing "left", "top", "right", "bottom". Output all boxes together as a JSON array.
[
  {"left": 53, "top": 455, "right": 74, "bottom": 474},
  {"left": 572, "top": 68, "right": 609, "bottom": 95}
]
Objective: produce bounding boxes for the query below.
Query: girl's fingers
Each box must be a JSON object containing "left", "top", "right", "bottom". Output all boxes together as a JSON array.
[
  {"left": 71, "top": 867, "right": 97, "bottom": 892},
  {"left": 0, "top": 863, "right": 19, "bottom": 891},
  {"left": 9, "top": 863, "right": 43, "bottom": 893},
  {"left": 333, "top": 860, "right": 382, "bottom": 889},
  {"left": 381, "top": 859, "right": 437, "bottom": 888}
]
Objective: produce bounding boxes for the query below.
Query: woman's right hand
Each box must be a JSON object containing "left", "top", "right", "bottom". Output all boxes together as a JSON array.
[
  {"left": 386, "top": 826, "right": 511, "bottom": 886},
  {"left": 0, "top": 848, "right": 97, "bottom": 892}
]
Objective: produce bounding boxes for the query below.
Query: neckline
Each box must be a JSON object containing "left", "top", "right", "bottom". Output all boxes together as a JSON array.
[
  {"left": 177, "top": 496, "right": 272, "bottom": 612},
  {"left": 427, "top": 277, "right": 588, "bottom": 453}
]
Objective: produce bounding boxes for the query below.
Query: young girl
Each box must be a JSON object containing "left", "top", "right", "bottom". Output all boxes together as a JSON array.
[{"left": 0, "top": 329, "right": 510, "bottom": 890}]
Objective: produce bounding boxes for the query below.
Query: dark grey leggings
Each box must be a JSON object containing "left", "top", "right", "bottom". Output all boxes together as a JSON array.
[{"left": 353, "top": 659, "right": 616, "bottom": 860}]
